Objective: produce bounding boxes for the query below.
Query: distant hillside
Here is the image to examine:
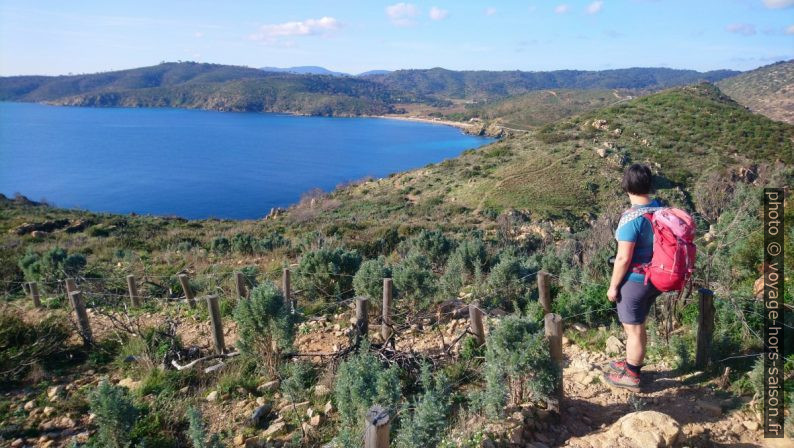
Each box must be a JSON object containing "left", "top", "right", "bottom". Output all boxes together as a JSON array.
[
  {"left": 0, "top": 62, "right": 742, "bottom": 118},
  {"left": 717, "top": 60, "right": 794, "bottom": 124},
  {"left": 260, "top": 66, "right": 349, "bottom": 76},
  {"left": 368, "top": 67, "right": 740, "bottom": 101},
  {"left": 443, "top": 89, "right": 637, "bottom": 130},
  {"left": 0, "top": 62, "right": 268, "bottom": 102}
]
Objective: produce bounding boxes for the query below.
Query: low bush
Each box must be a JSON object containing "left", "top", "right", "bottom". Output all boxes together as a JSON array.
[
  {"left": 395, "top": 364, "right": 451, "bottom": 448},
  {"left": 187, "top": 406, "right": 224, "bottom": 448},
  {"left": 353, "top": 256, "right": 392, "bottom": 300},
  {"left": 333, "top": 342, "right": 401, "bottom": 447},
  {"left": 294, "top": 247, "right": 362, "bottom": 302},
  {"left": 476, "top": 315, "right": 559, "bottom": 418},
  {"left": 18, "top": 247, "right": 86, "bottom": 283},
  {"left": 210, "top": 236, "right": 231, "bottom": 255},
  {"left": 234, "top": 282, "right": 296, "bottom": 373},
  {"left": 393, "top": 252, "right": 437, "bottom": 308},
  {"left": 89, "top": 379, "right": 139, "bottom": 448}
]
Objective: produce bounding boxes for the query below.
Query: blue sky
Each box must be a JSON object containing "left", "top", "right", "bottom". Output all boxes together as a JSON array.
[{"left": 0, "top": 0, "right": 792, "bottom": 76}]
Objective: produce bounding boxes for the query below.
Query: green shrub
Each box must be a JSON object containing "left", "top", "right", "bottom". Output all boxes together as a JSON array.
[
  {"left": 484, "top": 252, "right": 531, "bottom": 311},
  {"left": 395, "top": 364, "right": 450, "bottom": 448},
  {"left": 234, "top": 282, "right": 296, "bottom": 372},
  {"left": 18, "top": 247, "right": 86, "bottom": 283},
  {"left": 477, "top": 315, "right": 559, "bottom": 417},
  {"left": 0, "top": 313, "right": 71, "bottom": 383},
  {"left": 353, "top": 256, "right": 392, "bottom": 299},
  {"left": 294, "top": 247, "right": 362, "bottom": 302},
  {"left": 398, "top": 229, "right": 453, "bottom": 269},
  {"left": 259, "top": 232, "right": 290, "bottom": 252},
  {"left": 333, "top": 342, "right": 401, "bottom": 447},
  {"left": 231, "top": 233, "right": 257, "bottom": 255},
  {"left": 187, "top": 406, "right": 224, "bottom": 448},
  {"left": 393, "top": 252, "right": 437, "bottom": 308},
  {"left": 89, "top": 379, "right": 139, "bottom": 448},
  {"left": 552, "top": 284, "right": 612, "bottom": 326},
  {"left": 280, "top": 361, "right": 316, "bottom": 404},
  {"left": 210, "top": 237, "right": 231, "bottom": 255}
]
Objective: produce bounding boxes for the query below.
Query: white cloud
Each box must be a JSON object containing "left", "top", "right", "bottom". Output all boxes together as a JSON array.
[
  {"left": 193, "top": 31, "right": 204, "bottom": 38},
  {"left": 554, "top": 4, "right": 570, "bottom": 14},
  {"left": 484, "top": 7, "right": 497, "bottom": 16},
  {"left": 386, "top": 3, "right": 419, "bottom": 27},
  {"left": 786, "top": 24, "right": 794, "bottom": 34},
  {"left": 429, "top": 6, "right": 449, "bottom": 20},
  {"left": 586, "top": 1, "right": 604, "bottom": 14},
  {"left": 725, "top": 23, "right": 757, "bottom": 36},
  {"left": 762, "top": 0, "right": 794, "bottom": 9},
  {"left": 249, "top": 17, "right": 341, "bottom": 41}
]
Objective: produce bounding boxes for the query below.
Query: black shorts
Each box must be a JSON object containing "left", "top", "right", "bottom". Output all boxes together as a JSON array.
[{"left": 616, "top": 279, "right": 661, "bottom": 324}]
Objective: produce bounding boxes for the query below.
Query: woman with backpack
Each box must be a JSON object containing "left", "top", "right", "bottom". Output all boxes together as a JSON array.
[{"left": 604, "top": 163, "right": 696, "bottom": 392}]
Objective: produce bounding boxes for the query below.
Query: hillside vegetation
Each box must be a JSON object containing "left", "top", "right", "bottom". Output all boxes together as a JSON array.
[
  {"left": 0, "top": 82, "right": 792, "bottom": 448},
  {"left": 718, "top": 59, "right": 794, "bottom": 124},
  {"left": 0, "top": 62, "right": 740, "bottom": 118},
  {"left": 439, "top": 89, "right": 636, "bottom": 130}
]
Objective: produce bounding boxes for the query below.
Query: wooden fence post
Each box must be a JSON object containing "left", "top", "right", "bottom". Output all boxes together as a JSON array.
[
  {"left": 235, "top": 272, "right": 248, "bottom": 300},
  {"left": 178, "top": 274, "right": 196, "bottom": 309},
  {"left": 469, "top": 302, "right": 485, "bottom": 346},
  {"left": 356, "top": 297, "right": 369, "bottom": 340},
  {"left": 68, "top": 290, "right": 93, "bottom": 346},
  {"left": 381, "top": 278, "right": 393, "bottom": 343},
  {"left": 545, "top": 313, "right": 564, "bottom": 397},
  {"left": 282, "top": 268, "right": 292, "bottom": 313},
  {"left": 538, "top": 271, "right": 551, "bottom": 314},
  {"left": 28, "top": 282, "right": 42, "bottom": 308},
  {"left": 695, "top": 288, "right": 715, "bottom": 369},
  {"left": 126, "top": 275, "right": 141, "bottom": 307},
  {"left": 206, "top": 294, "right": 225, "bottom": 354},
  {"left": 364, "top": 405, "right": 390, "bottom": 448},
  {"left": 65, "top": 278, "right": 76, "bottom": 296}
]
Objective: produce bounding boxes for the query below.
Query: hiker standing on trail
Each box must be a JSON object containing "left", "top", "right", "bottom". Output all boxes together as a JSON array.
[{"left": 603, "top": 164, "right": 697, "bottom": 392}]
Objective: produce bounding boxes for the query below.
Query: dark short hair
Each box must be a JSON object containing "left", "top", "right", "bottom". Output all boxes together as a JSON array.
[{"left": 621, "top": 164, "right": 653, "bottom": 195}]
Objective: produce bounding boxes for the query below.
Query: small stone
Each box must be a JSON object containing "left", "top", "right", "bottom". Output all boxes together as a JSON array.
[
  {"left": 262, "top": 421, "right": 286, "bottom": 438},
  {"left": 59, "top": 417, "right": 76, "bottom": 428},
  {"left": 257, "top": 380, "right": 279, "bottom": 393},
  {"left": 244, "top": 437, "right": 261, "bottom": 448},
  {"left": 179, "top": 386, "right": 190, "bottom": 394},
  {"left": 605, "top": 335, "right": 624, "bottom": 356},
  {"left": 10, "top": 439, "right": 23, "bottom": 448},
  {"left": 41, "top": 440, "right": 55, "bottom": 448},
  {"left": 47, "top": 385, "right": 63, "bottom": 400},
  {"left": 118, "top": 377, "right": 141, "bottom": 391},
  {"left": 234, "top": 434, "right": 246, "bottom": 446},
  {"left": 256, "top": 397, "right": 266, "bottom": 406},
  {"left": 43, "top": 406, "right": 55, "bottom": 417},
  {"left": 562, "top": 336, "right": 571, "bottom": 346},
  {"left": 572, "top": 323, "right": 587, "bottom": 333},
  {"left": 24, "top": 400, "right": 36, "bottom": 411},
  {"left": 76, "top": 432, "right": 91, "bottom": 443},
  {"left": 324, "top": 401, "right": 333, "bottom": 414},
  {"left": 251, "top": 403, "right": 273, "bottom": 428},
  {"left": 310, "top": 414, "right": 322, "bottom": 426},
  {"left": 206, "top": 391, "right": 219, "bottom": 402},
  {"left": 743, "top": 420, "right": 759, "bottom": 431}
]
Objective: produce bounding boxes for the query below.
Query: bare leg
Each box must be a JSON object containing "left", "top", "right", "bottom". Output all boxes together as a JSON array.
[{"left": 623, "top": 323, "right": 646, "bottom": 366}]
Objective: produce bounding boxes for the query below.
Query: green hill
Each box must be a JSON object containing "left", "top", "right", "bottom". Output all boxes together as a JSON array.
[
  {"left": 369, "top": 67, "right": 739, "bottom": 101},
  {"left": 442, "top": 89, "right": 636, "bottom": 130},
  {"left": 717, "top": 60, "right": 794, "bottom": 124},
  {"left": 0, "top": 62, "right": 742, "bottom": 117}
]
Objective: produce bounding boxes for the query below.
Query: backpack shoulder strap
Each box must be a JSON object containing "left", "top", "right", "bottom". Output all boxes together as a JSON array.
[{"left": 618, "top": 206, "right": 664, "bottom": 230}]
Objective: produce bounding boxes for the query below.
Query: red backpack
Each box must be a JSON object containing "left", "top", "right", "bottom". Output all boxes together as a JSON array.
[{"left": 634, "top": 208, "right": 697, "bottom": 291}]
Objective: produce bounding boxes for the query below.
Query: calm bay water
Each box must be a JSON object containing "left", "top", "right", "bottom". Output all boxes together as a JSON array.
[{"left": 0, "top": 102, "right": 492, "bottom": 219}]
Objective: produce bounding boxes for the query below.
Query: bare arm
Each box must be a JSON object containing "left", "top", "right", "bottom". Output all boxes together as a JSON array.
[{"left": 607, "top": 241, "right": 635, "bottom": 302}]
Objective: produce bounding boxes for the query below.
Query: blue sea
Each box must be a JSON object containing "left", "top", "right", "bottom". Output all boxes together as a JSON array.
[{"left": 0, "top": 102, "right": 493, "bottom": 219}]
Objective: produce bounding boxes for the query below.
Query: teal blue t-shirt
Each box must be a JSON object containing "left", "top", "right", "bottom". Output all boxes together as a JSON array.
[{"left": 615, "top": 199, "right": 662, "bottom": 283}]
